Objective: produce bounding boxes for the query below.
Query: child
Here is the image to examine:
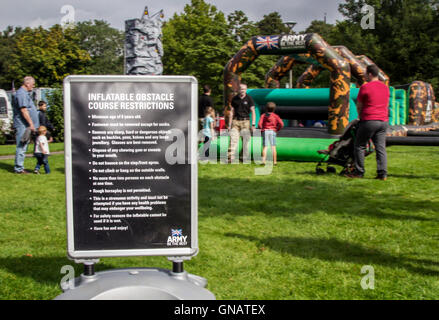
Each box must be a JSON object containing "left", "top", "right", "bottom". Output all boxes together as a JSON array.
[
  {"left": 202, "top": 106, "right": 215, "bottom": 158},
  {"left": 258, "top": 102, "right": 284, "bottom": 165},
  {"left": 34, "top": 126, "right": 50, "bottom": 174},
  {"left": 38, "top": 101, "right": 55, "bottom": 142}
]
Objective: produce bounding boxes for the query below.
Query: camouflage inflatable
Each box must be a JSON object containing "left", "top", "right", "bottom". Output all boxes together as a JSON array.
[
  {"left": 224, "top": 33, "right": 351, "bottom": 135},
  {"left": 356, "top": 55, "right": 390, "bottom": 86},
  {"left": 266, "top": 47, "right": 389, "bottom": 89},
  {"left": 408, "top": 81, "right": 436, "bottom": 125},
  {"left": 125, "top": 7, "right": 164, "bottom": 75}
]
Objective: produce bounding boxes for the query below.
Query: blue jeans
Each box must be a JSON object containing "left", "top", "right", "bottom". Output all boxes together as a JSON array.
[
  {"left": 34, "top": 153, "right": 50, "bottom": 173},
  {"left": 14, "top": 125, "right": 30, "bottom": 173}
]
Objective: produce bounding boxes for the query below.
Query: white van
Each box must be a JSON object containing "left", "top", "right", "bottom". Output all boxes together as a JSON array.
[{"left": 0, "top": 89, "right": 13, "bottom": 136}]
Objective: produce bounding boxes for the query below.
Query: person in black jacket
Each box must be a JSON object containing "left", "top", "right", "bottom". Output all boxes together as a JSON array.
[
  {"left": 38, "top": 101, "right": 54, "bottom": 142},
  {"left": 199, "top": 85, "right": 214, "bottom": 118}
]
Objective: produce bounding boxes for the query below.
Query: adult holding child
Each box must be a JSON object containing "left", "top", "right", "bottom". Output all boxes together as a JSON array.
[
  {"left": 13, "top": 76, "right": 39, "bottom": 174},
  {"left": 227, "top": 83, "right": 256, "bottom": 163}
]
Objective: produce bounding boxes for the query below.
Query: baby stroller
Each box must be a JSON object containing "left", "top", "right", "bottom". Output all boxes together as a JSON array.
[{"left": 316, "top": 120, "right": 374, "bottom": 175}]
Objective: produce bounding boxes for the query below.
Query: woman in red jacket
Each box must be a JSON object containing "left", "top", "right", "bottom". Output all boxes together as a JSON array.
[{"left": 258, "top": 102, "right": 284, "bottom": 165}]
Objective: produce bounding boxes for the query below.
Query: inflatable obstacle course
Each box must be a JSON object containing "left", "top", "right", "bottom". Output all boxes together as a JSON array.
[{"left": 215, "top": 32, "right": 439, "bottom": 162}]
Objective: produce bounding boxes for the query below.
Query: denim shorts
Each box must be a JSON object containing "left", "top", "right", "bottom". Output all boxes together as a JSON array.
[{"left": 262, "top": 130, "right": 276, "bottom": 146}]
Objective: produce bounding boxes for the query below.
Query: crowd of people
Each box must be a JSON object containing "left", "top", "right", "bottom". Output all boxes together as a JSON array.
[
  {"left": 198, "top": 65, "right": 389, "bottom": 179},
  {"left": 11, "top": 69, "right": 389, "bottom": 180},
  {"left": 199, "top": 83, "right": 284, "bottom": 165}
]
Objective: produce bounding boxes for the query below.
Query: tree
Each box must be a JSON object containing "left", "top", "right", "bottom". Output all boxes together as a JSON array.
[
  {"left": 7, "top": 25, "right": 90, "bottom": 87},
  {"left": 46, "top": 88, "right": 64, "bottom": 142},
  {"left": 227, "top": 10, "right": 258, "bottom": 42},
  {"left": 75, "top": 20, "right": 124, "bottom": 75},
  {"left": 162, "top": 0, "right": 236, "bottom": 109},
  {"left": 335, "top": 0, "right": 439, "bottom": 91},
  {"left": 256, "top": 12, "right": 290, "bottom": 35},
  {"left": 0, "top": 26, "right": 23, "bottom": 88},
  {"left": 304, "top": 20, "right": 336, "bottom": 41}
]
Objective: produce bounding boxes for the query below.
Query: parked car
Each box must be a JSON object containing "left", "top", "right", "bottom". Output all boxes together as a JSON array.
[{"left": 0, "top": 89, "right": 13, "bottom": 141}]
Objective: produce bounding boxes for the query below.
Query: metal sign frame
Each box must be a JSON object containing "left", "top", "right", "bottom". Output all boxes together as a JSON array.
[{"left": 64, "top": 75, "right": 198, "bottom": 259}]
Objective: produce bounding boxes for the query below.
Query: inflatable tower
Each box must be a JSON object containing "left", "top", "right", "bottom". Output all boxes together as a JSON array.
[{"left": 125, "top": 6, "right": 164, "bottom": 75}]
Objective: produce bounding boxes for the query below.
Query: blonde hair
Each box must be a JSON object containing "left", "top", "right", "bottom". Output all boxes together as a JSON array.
[
  {"left": 38, "top": 126, "right": 47, "bottom": 135},
  {"left": 204, "top": 106, "right": 215, "bottom": 118}
]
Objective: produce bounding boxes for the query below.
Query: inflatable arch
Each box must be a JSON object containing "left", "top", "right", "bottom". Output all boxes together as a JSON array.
[
  {"left": 266, "top": 46, "right": 390, "bottom": 89},
  {"left": 223, "top": 33, "right": 351, "bottom": 135}
]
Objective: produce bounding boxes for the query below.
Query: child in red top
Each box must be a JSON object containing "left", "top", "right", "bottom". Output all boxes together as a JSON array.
[{"left": 258, "top": 102, "right": 284, "bottom": 165}]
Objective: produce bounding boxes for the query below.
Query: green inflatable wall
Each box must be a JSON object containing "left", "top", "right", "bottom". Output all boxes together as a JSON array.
[
  {"left": 200, "top": 136, "right": 337, "bottom": 162},
  {"left": 394, "top": 89, "right": 407, "bottom": 125},
  {"left": 208, "top": 86, "right": 403, "bottom": 162},
  {"left": 247, "top": 88, "right": 361, "bottom": 126}
]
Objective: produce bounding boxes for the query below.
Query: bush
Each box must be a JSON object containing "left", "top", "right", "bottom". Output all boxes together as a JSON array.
[
  {"left": 46, "top": 89, "right": 64, "bottom": 142},
  {"left": 0, "top": 120, "right": 8, "bottom": 145}
]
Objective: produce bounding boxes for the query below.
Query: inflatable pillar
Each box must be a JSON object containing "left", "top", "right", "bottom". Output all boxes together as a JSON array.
[
  {"left": 125, "top": 7, "right": 164, "bottom": 75},
  {"left": 408, "top": 81, "right": 437, "bottom": 125}
]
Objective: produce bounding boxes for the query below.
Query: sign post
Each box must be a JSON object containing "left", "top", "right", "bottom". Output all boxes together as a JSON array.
[{"left": 56, "top": 75, "right": 214, "bottom": 300}]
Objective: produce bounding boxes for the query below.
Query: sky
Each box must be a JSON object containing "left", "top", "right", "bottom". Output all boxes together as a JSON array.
[{"left": 0, "top": 0, "right": 346, "bottom": 32}]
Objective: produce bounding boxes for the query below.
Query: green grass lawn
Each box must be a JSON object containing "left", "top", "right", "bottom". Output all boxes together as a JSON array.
[
  {"left": 0, "top": 143, "right": 64, "bottom": 156},
  {"left": 0, "top": 145, "right": 438, "bottom": 299}
]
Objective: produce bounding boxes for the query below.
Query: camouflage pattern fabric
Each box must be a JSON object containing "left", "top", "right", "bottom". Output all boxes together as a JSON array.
[
  {"left": 333, "top": 46, "right": 367, "bottom": 86},
  {"left": 224, "top": 33, "right": 351, "bottom": 135},
  {"left": 408, "top": 81, "right": 430, "bottom": 125},
  {"left": 356, "top": 55, "right": 390, "bottom": 86},
  {"left": 296, "top": 64, "right": 324, "bottom": 88},
  {"left": 409, "top": 81, "right": 438, "bottom": 125},
  {"left": 265, "top": 54, "right": 317, "bottom": 88},
  {"left": 433, "top": 102, "right": 439, "bottom": 123},
  {"left": 268, "top": 46, "right": 369, "bottom": 89}
]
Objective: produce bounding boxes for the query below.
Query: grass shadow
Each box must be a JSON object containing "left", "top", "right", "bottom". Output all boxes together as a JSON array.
[
  {"left": 387, "top": 173, "right": 439, "bottom": 180},
  {"left": 294, "top": 170, "right": 439, "bottom": 181},
  {"left": 55, "top": 167, "right": 65, "bottom": 174},
  {"left": 199, "top": 175, "right": 439, "bottom": 222},
  {"left": 0, "top": 161, "right": 15, "bottom": 173},
  {"left": 226, "top": 233, "right": 439, "bottom": 276},
  {"left": 0, "top": 256, "right": 116, "bottom": 288}
]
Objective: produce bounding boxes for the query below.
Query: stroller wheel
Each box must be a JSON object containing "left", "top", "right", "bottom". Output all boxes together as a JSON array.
[
  {"left": 327, "top": 166, "right": 336, "bottom": 174},
  {"left": 316, "top": 168, "right": 325, "bottom": 175}
]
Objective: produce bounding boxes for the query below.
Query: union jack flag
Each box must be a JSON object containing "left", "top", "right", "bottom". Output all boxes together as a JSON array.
[
  {"left": 255, "top": 36, "right": 279, "bottom": 51},
  {"left": 171, "top": 229, "right": 183, "bottom": 237}
]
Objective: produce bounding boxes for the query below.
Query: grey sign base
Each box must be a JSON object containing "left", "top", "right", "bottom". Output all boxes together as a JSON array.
[{"left": 54, "top": 268, "right": 215, "bottom": 300}]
